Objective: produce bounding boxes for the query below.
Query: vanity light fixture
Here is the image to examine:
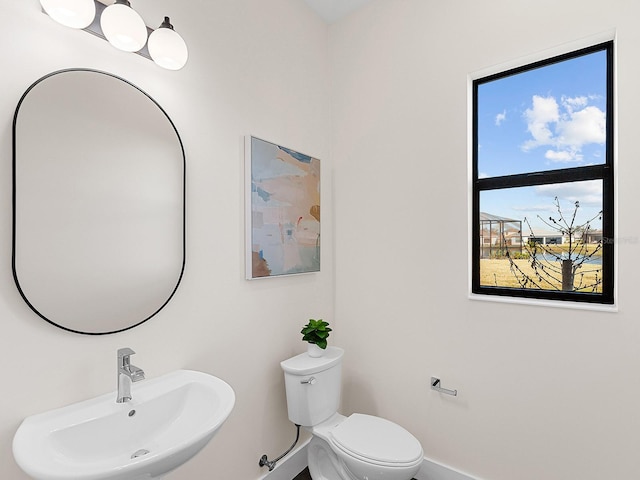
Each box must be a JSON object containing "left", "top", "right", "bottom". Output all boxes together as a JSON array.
[
  {"left": 147, "top": 17, "right": 189, "bottom": 71},
  {"left": 40, "top": 0, "right": 96, "bottom": 29},
  {"left": 40, "top": 0, "right": 188, "bottom": 70},
  {"left": 99, "top": 0, "right": 147, "bottom": 52}
]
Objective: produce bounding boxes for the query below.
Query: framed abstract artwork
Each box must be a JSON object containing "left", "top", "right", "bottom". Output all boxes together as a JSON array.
[{"left": 245, "top": 136, "right": 320, "bottom": 279}]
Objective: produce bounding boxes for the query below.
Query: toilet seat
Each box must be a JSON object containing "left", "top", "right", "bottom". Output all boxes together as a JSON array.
[{"left": 330, "top": 414, "right": 423, "bottom": 467}]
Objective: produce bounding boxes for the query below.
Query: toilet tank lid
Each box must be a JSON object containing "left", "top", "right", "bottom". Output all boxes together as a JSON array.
[{"left": 281, "top": 346, "right": 344, "bottom": 375}]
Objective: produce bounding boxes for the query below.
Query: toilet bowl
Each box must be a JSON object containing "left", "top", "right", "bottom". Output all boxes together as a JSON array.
[
  {"left": 281, "top": 347, "right": 423, "bottom": 480},
  {"left": 308, "top": 413, "right": 423, "bottom": 480}
]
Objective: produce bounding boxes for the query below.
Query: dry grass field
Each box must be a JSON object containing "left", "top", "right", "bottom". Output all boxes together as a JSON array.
[{"left": 480, "top": 258, "right": 602, "bottom": 292}]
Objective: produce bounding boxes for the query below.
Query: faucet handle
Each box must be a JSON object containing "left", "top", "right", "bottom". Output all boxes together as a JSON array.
[{"left": 118, "top": 347, "right": 136, "bottom": 358}]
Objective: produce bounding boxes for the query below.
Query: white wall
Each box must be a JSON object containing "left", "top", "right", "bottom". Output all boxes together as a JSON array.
[
  {"left": 0, "top": 1, "right": 330, "bottom": 478},
  {"left": 332, "top": 1, "right": 640, "bottom": 479}
]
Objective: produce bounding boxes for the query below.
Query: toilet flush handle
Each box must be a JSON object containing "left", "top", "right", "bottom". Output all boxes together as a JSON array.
[{"left": 300, "top": 377, "right": 316, "bottom": 385}]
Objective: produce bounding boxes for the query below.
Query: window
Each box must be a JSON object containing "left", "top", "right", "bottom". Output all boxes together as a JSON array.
[{"left": 472, "top": 41, "right": 614, "bottom": 305}]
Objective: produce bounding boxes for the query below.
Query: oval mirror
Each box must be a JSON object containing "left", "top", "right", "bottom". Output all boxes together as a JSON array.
[{"left": 13, "top": 69, "right": 185, "bottom": 334}]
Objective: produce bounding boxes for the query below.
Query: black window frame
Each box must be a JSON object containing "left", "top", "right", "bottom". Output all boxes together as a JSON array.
[{"left": 472, "top": 41, "right": 614, "bottom": 305}]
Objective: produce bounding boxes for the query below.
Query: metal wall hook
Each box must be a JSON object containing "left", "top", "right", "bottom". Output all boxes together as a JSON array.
[{"left": 431, "top": 377, "right": 457, "bottom": 396}]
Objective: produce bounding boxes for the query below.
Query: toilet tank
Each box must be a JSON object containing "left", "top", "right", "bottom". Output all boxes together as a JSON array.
[{"left": 280, "top": 347, "right": 344, "bottom": 427}]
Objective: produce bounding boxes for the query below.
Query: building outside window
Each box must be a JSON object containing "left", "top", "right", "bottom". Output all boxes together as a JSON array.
[{"left": 471, "top": 41, "right": 614, "bottom": 305}]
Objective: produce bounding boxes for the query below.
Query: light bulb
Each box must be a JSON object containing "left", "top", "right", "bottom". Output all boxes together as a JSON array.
[
  {"left": 148, "top": 17, "right": 188, "bottom": 70},
  {"left": 100, "top": 0, "right": 147, "bottom": 52},
  {"left": 40, "top": 0, "right": 95, "bottom": 29}
]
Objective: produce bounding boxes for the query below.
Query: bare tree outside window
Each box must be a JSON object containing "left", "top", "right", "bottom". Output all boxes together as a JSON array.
[{"left": 505, "top": 197, "right": 602, "bottom": 292}]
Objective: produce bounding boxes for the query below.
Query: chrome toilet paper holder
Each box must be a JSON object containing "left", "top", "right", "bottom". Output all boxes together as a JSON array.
[{"left": 430, "top": 377, "right": 457, "bottom": 396}]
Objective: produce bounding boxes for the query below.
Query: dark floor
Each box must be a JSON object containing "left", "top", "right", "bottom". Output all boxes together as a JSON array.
[
  {"left": 292, "top": 467, "right": 416, "bottom": 480},
  {"left": 293, "top": 467, "right": 312, "bottom": 480}
]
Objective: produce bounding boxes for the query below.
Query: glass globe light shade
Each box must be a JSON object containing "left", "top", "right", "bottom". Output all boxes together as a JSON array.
[
  {"left": 40, "top": 0, "right": 96, "bottom": 29},
  {"left": 100, "top": 1, "right": 147, "bottom": 52},
  {"left": 148, "top": 19, "right": 188, "bottom": 70}
]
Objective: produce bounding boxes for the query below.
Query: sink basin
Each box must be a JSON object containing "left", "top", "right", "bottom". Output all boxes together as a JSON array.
[{"left": 13, "top": 369, "right": 235, "bottom": 480}]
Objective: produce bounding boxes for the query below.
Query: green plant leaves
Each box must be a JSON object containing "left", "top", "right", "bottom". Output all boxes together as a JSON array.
[{"left": 301, "top": 318, "right": 331, "bottom": 349}]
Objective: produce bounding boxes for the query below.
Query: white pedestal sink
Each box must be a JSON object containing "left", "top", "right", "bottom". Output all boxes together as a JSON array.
[{"left": 13, "top": 370, "right": 235, "bottom": 480}]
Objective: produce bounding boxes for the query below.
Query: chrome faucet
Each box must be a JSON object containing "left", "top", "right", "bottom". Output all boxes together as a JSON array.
[{"left": 116, "top": 348, "right": 145, "bottom": 403}]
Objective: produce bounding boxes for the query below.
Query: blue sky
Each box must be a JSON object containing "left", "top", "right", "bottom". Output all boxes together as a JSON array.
[{"left": 477, "top": 49, "right": 607, "bottom": 231}]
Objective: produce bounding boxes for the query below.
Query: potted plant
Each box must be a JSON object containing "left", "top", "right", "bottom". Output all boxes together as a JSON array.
[{"left": 301, "top": 319, "right": 332, "bottom": 357}]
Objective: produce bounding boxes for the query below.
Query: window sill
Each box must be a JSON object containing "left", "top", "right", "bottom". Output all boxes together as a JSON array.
[{"left": 468, "top": 292, "right": 617, "bottom": 312}]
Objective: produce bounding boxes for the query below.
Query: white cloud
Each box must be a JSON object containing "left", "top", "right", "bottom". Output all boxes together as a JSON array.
[
  {"left": 557, "top": 106, "right": 606, "bottom": 147},
  {"left": 522, "top": 95, "right": 559, "bottom": 150},
  {"left": 561, "top": 95, "right": 588, "bottom": 113},
  {"left": 512, "top": 204, "right": 555, "bottom": 213},
  {"left": 535, "top": 180, "right": 602, "bottom": 206},
  {"left": 545, "top": 149, "right": 582, "bottom": 162},
  {"left": 495, "top": 110, "right": 507, "bottom": 126},
  {"left": 520, "top": 94, "right": 605, "bottom": 163}
]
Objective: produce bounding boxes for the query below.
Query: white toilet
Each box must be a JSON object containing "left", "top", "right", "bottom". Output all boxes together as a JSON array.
[{"left": 281, "top": 347, "right": 423, "bottom": 480}]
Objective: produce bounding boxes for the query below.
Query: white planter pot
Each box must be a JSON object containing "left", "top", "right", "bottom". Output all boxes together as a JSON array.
[{"left": 307, "top": 343, "right": 325, "bottom": 357}]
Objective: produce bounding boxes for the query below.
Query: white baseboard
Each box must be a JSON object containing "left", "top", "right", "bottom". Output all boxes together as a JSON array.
[
  {"left": 416, "top": 457, "right": 480, "bottom": 480},
  {"left": 257, "top": 442, "right": 480, "bottom": 480}
]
